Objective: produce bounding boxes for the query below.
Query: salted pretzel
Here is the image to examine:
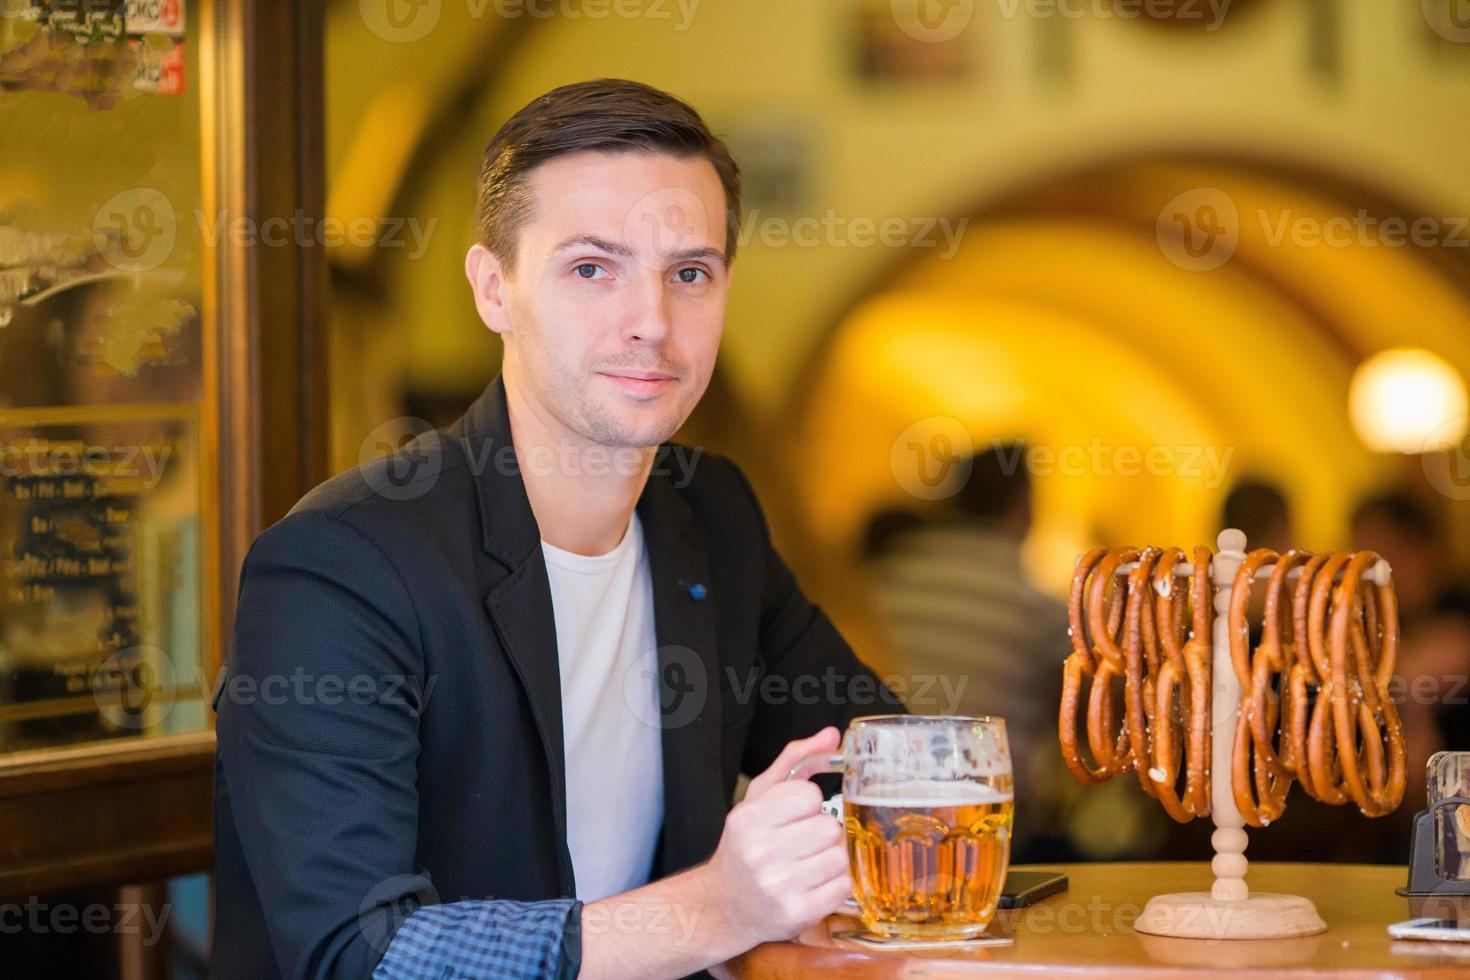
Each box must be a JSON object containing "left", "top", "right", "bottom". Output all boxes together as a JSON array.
[
  {"left": 1060, "top": 542, "right": 1405, "bottom": 830},
  {"left": 1324, "top": 551, "right": 1406, "bottom": 817},
  {"left": 1148, "top": 546, "right": 1212, "bottom": 821},
  {"left": 1228, "top": 549, "right": 1310, "bottom": 826},
  {"left": 1059, "top": 544, "right": 1214, "bottom": 821},
  {"left": 1060, "top": 549, "right": 1130, "bottom": 785}
]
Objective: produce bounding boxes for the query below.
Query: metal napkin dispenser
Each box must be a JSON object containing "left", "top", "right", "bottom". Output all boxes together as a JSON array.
[{"left": 1401, "top": 751, "right": 1470, "bottom": 902}]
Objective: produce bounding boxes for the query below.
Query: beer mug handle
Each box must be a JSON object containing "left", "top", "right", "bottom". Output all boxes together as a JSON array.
[{"left": 786, "top": 753, "right": 844, "bottom": 783}]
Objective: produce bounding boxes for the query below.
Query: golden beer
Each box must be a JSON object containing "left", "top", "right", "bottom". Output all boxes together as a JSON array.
[{"left": 844, "top": 781, "right": 1013, "bottom": 939}]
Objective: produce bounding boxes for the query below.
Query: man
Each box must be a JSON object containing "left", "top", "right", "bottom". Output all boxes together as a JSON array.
[{"left": 211, "top": 78, "right": 901, "bottom": 979}]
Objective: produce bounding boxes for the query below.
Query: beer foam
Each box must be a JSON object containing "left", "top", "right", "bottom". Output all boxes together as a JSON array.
[{"left": 847, "top": 780, "right": 1012, "bottom": 807}]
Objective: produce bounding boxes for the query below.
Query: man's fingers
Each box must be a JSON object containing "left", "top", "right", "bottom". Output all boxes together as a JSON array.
[
  {"left": 747, "top": 726, "right": 840, "bottom": 799},
  {"left": 780, "top": 811, "right": 846, "bottom": 861}
]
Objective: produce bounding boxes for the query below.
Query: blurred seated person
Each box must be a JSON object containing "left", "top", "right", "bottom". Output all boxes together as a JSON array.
[
  {"left": 862, "top": 442, "right": 1073, "bottom": 861},
  {"left": 1222, "top": 477, "right": 1295, "bottom": 640},
  {"left": 1222, "top": 477, "right": 1294, "bottom": 553}
]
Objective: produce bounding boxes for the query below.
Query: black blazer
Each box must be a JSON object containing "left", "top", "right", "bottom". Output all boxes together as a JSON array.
[{"left": 211, "top": 376, "right": 899, "bottom": 979}]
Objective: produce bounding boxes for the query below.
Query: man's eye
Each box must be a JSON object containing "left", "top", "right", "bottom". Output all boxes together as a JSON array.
[
  {"left": 574, "top": 263, "right": 606, "bottom": 279},
  {"left": 675, "top": 267, "right": 708, "bottom": 284}
]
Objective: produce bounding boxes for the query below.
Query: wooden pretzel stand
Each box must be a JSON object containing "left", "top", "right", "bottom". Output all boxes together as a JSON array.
[{"left": 1059, "top": 529, "right": 1404, "bottom": 940}]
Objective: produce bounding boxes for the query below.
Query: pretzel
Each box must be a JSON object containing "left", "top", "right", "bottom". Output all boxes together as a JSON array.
[
  {"left": 1058, "top": 542, "right": 1405, "bottom": 831},
  {"left": 1123, "top": 548, "right": 1164, "bottom": 798},
  {"left": 1228, "top": 550, "right": 1307, "bottom": 826},
  {"left": 1325, "top": 552, "right": 1405, "bottom": 817},
  {"left": 1148, "top": 546, "right": 1212, "bottom": 821},
  {"left": 1059, "top": 545, "right": 1213, "bottom": 820},
  {"left": 1060, "top": 550, "right": 1120, "bottom": 785}
]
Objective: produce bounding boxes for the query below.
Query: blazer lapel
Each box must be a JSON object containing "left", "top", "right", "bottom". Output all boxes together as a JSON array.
[
  {"left": 459, "top": 378, "right": 573, "bottom": 893},
  {"left": 636, "top": 451, "right": 727, "bottom": 875}
]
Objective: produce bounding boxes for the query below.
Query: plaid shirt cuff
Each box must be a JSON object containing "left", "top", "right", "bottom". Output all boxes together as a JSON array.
[{"left": 373, "top": 897, "right": 582, "bottom": 980}]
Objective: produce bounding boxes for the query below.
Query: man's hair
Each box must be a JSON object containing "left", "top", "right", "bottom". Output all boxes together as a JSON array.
[
  {"left": 956, "top": 442, "right": 1032, "bottom": 524},
  {"left": 1222, "top": 478, "right": 1290, "bottom": 539},
  {"left": 475, "top": 78, "right": 742, "bottom": 272}
]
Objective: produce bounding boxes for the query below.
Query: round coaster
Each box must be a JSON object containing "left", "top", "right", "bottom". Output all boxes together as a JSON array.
[{"left": 830, "top": 928, "right": 1013, "bottom": 951}]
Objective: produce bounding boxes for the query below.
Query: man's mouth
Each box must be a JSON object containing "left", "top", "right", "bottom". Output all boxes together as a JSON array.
[{"left": 596, "top": 369, "right": 678, "bottom": 397}]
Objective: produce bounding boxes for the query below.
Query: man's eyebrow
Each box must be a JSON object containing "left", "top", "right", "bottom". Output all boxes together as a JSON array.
[
  {"left": 548, "top": 234, "right": 634, "bottom": 259},
  {"left": 547, "top": 233, "right": 728, "bottom": 267}
]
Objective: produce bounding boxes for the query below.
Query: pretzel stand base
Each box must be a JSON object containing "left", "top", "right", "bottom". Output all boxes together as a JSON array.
[{"left": 1133, "top": 530, "right": 1328, "bottom": 940}]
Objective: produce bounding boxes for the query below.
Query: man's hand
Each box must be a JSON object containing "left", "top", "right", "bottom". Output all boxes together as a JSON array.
[
  {"left": 699, "top": 726, "right": 851, "bottom": 948},
  {"left": 578, "top": 727, "right": 851, "bottom": 980}
]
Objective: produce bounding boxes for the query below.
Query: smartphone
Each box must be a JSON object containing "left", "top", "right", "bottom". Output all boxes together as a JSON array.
[
  {"left": 998, "top": 870, "right": 1068, "bottom": 909},
  {"left": 1388, "top": 918, "right": 1470, "bottom": 942}
]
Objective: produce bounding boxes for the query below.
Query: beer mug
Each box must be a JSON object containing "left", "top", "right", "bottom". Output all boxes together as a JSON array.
[{"left": 789, "top": 715, "right": 1013, "bottom": 940}]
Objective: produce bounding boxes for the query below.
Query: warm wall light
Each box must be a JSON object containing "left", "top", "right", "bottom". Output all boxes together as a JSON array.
[{"left": 1349, "top": 348, "right": 1469, "bottom": 454}]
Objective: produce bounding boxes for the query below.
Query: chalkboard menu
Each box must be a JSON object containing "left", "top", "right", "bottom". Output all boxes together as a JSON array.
[{"left": 0, "top": 0, "right": 210, "bottom": 756}]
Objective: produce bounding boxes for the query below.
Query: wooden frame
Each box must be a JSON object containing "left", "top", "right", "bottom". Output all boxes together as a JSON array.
[{"left": 0, "top": 0, "right": 328, "bottom": 902}]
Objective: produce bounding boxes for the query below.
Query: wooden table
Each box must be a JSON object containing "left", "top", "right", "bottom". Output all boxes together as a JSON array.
[{"left": 726, "top": 862, "right": 1470, "bottom": 978}]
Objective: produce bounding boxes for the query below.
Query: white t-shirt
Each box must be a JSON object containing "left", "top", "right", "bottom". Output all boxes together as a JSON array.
[{"left": 542, "top": 514, "right": 665, "bottom": 901}]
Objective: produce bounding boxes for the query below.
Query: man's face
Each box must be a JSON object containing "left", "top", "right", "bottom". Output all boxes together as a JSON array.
[{"left": 471, "top": 149, "right": 731, "bottom": 449}]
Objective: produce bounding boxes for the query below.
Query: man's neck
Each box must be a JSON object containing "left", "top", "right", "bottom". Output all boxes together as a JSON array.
[{"left": 504, "top": 374, "right": 656, "bottom": 557}]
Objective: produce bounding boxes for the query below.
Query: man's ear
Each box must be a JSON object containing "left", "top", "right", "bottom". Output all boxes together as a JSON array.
[{"left": 465, "top": 243, "right": 512, "bottom": 337}]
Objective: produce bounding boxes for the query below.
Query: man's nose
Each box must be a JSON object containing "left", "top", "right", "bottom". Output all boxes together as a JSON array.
[{"left": 623, "top": 270, "right": 673, "bottom": 344}]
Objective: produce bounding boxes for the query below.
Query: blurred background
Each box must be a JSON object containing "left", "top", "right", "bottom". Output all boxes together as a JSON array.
[
  {"left": 3, "top": 0, "right": 1470, "bottom": 975},
  {"left": 323, "top": 0, "right": 1470, "bottom": 863}
]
